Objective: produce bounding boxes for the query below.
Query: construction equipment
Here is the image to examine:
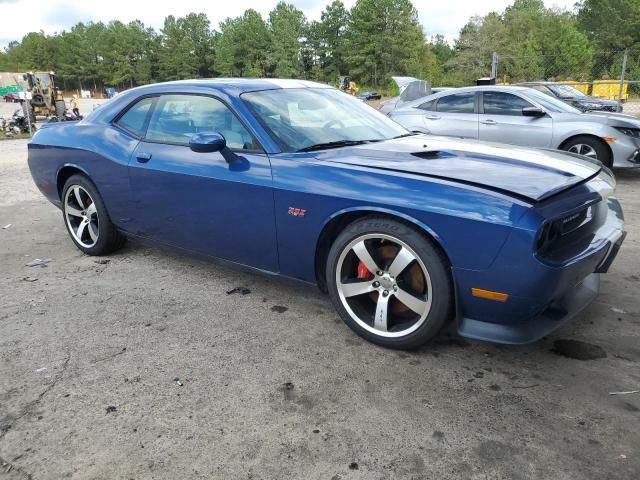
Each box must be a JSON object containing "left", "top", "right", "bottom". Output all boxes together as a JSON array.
[
  {"left": 23, "top": 71, "right": 66, "bottom": 120},
  {"left": 337, "top": 76, "right": 359, "bottom": 95}
]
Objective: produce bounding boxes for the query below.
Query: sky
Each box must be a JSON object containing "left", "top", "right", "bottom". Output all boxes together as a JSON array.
[{"left": 0, "top": 0, "right": 578, "bottom": 48}]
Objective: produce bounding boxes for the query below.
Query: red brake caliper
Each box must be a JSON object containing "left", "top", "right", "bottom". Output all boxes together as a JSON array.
[{"left": 356, "top": 260, "right": 370, "bottom": 279}]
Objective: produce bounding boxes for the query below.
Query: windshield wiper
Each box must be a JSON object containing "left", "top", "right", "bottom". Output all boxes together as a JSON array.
[
  {"left": 393, "top": 132, "right": 420, "bottom": 139},
  {"left": 296, "top": 139, "right": 381, "bottom": 152}
]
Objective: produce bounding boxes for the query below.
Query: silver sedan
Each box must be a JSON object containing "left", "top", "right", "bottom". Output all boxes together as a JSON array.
[{"left": 388, "top": 85, "right": 640, "bottom": 168}]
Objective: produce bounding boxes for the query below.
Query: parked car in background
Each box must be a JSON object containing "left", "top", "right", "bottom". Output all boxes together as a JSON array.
[
  {"left": 516, "top": 82, "right": 621, "bottom": 113},
  {"left": 356, "top": 91, "right": 381, "bottom": 101},
  {"left": 389, "top": 85, "right": 640, "bottom": 168},
  {"left": 28, "top": 79, "right": 625, "bottom": 349},
  {"left": 377, "top": 76, "right": 432, "bottom": 114},
  {"left": 3, "top": 92, "right": 21, "bottom": 103},
  {"left": 104, "top": 87, "right": 118, "bottom": 99}
]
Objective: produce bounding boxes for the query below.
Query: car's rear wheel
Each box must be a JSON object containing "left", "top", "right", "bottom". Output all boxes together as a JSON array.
[
  {"left": 62, "top": 174, "right": 125, "bottom": 255},
  {"left": 562, "top": 136, "right": 612, "bottom": 168},
  {"left": 326, "top": 216, "right": 452, "bottom": 350}
]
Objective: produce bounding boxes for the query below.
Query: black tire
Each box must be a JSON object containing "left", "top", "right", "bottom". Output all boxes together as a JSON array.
[
  {"left": 61, "top": 174, "right": 125, "bottom": 255},
  {"left": 55, "top": 100, "right": 66, "bottom": 120},
  {"left": 326, "top": 216, "right": 452, "bottom": 350},
  {"left": 561, "top": 135, "right": 612, "bottom": 168}
]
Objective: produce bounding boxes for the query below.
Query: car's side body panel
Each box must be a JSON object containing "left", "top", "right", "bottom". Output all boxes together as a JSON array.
[
  {"left": 28, "top": 123, "right": 136, "bottom": 222},
  {"left": 270, "top": 153, "right": 528, "bottom": 282},
  {"left": 128, "top": 141, "right": 278, "bottom": 271}
]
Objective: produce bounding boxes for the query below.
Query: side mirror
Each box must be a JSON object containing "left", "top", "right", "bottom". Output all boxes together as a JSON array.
[
  {"left": 522, "top": 107, "right": 546, "bottom": 117},
  {"left": 189, "top": 132, "right": 226, "bottom": 153}
]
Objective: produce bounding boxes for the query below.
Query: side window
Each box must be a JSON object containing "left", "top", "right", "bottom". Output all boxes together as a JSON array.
[
  {"left": 115, "top": 97, "right": 154, "bottom": 137},
  {"left": 436, "top": 93, "right": 475, "bottom": 113},
  {"left": 145, "top": 94, "right": 261, "bottom": 151},
  {"left": 418, "top": 99, "right": 436, "bottom": 111},
  {"left": 483, "top": 92, "right": 533, "bottom": 116}
]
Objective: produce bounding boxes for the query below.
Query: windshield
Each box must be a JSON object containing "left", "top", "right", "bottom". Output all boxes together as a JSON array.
[
  {"left": 242, "top": 88, "right": 407, "bottom": 152},
  {"left": 523, "top": 89, "right": 582, "bottom": 114},
  {"left": 549, "top": 84, "right": 586, "bottom": 98}
]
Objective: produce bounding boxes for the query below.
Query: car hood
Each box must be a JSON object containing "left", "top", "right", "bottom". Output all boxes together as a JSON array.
[
  {"left": 567, "top": 96, "right": 617, "bottom": 106},
  {"left": 315, "top": 135, "right": 602, "bottom": 202},
  {"left": 582, "top": 110, "right": 640, "bottom": 125}
]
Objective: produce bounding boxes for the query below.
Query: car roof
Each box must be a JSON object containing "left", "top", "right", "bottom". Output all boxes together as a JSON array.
[
  {"left": 438, "top": 85, "right": 533, "bottom": 93},
  {"left": 396, "top": 85, "right": 539, "bottom": 110},
  {"left": 515, "top": 82, "right": 556, "bottom": 86},
  {"left": 128, "top": 78, "right": 331, "bottom": 95}
]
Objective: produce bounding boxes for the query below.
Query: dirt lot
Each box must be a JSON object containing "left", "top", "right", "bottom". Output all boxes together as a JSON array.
[{"left": 1, "top": 139, "right": 639, "bottom": 480}]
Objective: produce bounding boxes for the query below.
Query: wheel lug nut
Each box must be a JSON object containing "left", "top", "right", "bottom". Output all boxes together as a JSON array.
[
  {"left": 373, "top": 281, "right": 380, "bottom": 287},
  {"left": 382, "top": 290, "right": 389, "bottom": 297},
  {"left": 393, "top": 285, "right": 398, "bottom": 291},
  {"left": 376, "top": 270, "right": 383, "bottom": 276}
]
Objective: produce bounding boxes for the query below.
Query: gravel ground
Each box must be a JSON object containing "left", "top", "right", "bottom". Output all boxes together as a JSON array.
[{"left": 1, "top": 139, "right": 640, "bottom": 479}]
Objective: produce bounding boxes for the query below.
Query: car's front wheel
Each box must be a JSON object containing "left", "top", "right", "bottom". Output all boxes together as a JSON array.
[
  {"left": 326, "top": 216, "right": 452, "bottom": 350},
  {"left": 562, "top": 135, "right": 612, "bottom": 168},
  {"left": 62, "top": 174, "right": 125, "bottom": 255}
]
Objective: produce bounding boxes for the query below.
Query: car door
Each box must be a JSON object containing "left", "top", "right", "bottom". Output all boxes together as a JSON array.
[
  {"left": 125, "top": 93, "right": 278, "bottom": 271},
  {"left": 419, "top": 92, "right": 479, "bottom": 139},
  {"left": 478, "top": 90, "right": 553, "bottom": 148}
]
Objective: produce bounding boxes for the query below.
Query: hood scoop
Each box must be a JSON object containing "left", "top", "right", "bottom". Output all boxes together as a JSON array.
[{"left": 411, "top": 150, "right": 452, "bottom": 159}]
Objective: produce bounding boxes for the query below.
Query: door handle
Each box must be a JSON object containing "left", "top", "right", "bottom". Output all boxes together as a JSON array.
[
  {"left": 426, "top": 115, "right": 441, "bottom": 120},
  {"left": 480, "top": 119, "right": 497, "bottom": 125},
  {"left": 136, "top": 152, "right": 152, "bottom": 163}
]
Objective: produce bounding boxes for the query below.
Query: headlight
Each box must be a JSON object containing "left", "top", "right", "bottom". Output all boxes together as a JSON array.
[
  {"left": 536, "top": 207, "right": 594, "bottom": 252},
  {"left": 614, "top": 126, "right": 640, "bottom": 137}
]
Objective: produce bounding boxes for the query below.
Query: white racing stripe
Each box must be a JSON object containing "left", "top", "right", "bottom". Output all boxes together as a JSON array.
[{"left": 404, "top": 136, "right": 600, "bottom": 179}]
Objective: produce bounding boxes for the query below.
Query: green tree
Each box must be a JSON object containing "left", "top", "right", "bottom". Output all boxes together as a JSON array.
[
  {"left": 158, "top": 13, "right": 214, "bottom": 80},
  {"left": 447, "top": 14, "right": 507, "bottom": 85},
  {"left": 578, "top": 0, "right": 640, "bottom": 50},
  {"left": 216, "top": 10, "right": 271, "bottom": 77},
  {"left": 429, "top": 35, "right": 454, "bottom": 65},
  {"left": 540, "top": 13, "right": 592, "bottom": 80},
  {"left": 268, "top": 2, "right": 307, "bottom": 78},
  {"left": 315, "top": 0, "right": 350, "bottom": 81},
  {"left": 345, "top": 0, "right": 426, "bottom": 87}
]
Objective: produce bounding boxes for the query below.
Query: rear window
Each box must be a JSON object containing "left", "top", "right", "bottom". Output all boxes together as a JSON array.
[{"left": 115, "top": 97, "right": 154, "bottom": 137}]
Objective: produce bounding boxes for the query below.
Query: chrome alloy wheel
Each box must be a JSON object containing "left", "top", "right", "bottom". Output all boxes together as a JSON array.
[
  {"left": 335, "top": 233, "right": 433, "bottom": 338},
  {"left": 64, "top": 185, "right": 99, "bottom": 248},
  {"left": 567, "top": 143, "right": 598, "bottom": 158}
]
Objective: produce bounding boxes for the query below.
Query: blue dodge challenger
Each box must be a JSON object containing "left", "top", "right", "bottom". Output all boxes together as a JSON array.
[{"left": 28, "top": 79, "right": 626, "bottom": 349}]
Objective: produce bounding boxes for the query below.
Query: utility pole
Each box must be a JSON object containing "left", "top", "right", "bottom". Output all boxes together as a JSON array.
[
  {"left": 491, "top": 52, "right": 498, "bottom": 79},
  {"left": 617, "top": 49, "right": 628, "bottom": 112}
]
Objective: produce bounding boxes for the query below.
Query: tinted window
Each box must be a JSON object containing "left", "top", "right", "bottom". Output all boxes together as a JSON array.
[
  {"left": 418, "top": 99, "right": 436, "bottom": 111},
  {"left": 483, "top": 92, "right": 533, "bottom": 116},
  {"left": 437, "top": 93, "right": 475, "bottom": 113},
  {"left": 116, "top": 97, "right": 154, "bottom": 137},
  {"left": 145, "top": 94, "right": 260, "bottom": 150}
]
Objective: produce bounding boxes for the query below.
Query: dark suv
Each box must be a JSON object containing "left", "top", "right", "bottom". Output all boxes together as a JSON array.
[{"left": 517, "top": 82, "right": 621, "bottom": 113}]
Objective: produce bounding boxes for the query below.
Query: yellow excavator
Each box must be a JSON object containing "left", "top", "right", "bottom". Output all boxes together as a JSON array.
[
  {"left": 23, "top": 71, "right": 66, "bottom": 120},
  {"left": 337, "top": 76, "right": 358, "bottom": 95}
]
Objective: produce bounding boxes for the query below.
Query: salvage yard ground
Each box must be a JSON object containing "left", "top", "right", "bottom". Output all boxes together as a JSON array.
[{"left": 1, "top": 136, "right": 640, "bottom": 478}]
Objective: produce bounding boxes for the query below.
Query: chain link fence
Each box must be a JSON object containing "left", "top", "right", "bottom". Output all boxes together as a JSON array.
[{"left": 492, "top": 48, "right": 640, "bottom": 117}]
